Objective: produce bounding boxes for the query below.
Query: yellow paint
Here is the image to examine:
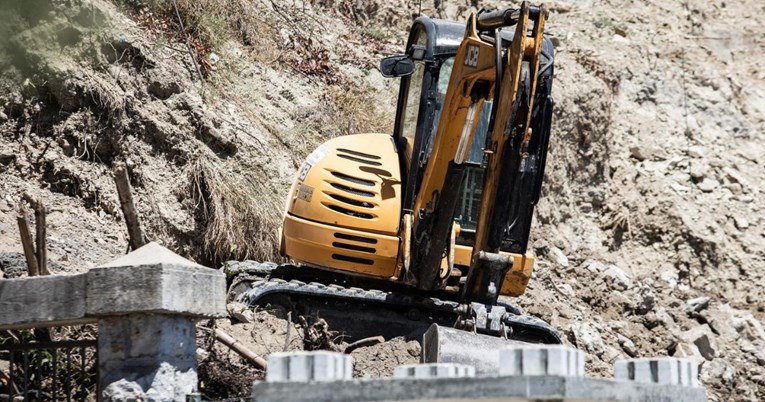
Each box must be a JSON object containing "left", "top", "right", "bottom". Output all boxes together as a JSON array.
[
  {"left": 412, "top": 26, "right": 496, "bottom": 218},
  {"left": 287, "top": 134, "right": 402, "bottom": 236},
  {"left": 282, "top": 134, "right": 402, "bottom": 278},
  {"left": 453, "top": 244, "right": 534, "bottom": 297},
  {"left": 282, "top": 214, "right": 399, "bottom": 278}
]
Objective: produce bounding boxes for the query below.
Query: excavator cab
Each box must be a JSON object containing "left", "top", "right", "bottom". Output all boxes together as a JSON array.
[{"left": 383, "top": 17, "right": 498, "bottom": 242}]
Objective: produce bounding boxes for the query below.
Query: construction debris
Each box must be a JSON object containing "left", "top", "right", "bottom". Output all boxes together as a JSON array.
[{"left": 214, "top": 328, "right": 268, "bottom": 370}]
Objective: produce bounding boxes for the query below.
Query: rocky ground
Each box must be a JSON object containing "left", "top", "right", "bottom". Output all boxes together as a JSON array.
[{"left": 1, "top": 0, "right": 763, "bottom": 401}]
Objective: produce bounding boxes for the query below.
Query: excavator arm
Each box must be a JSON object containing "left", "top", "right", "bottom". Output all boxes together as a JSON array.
[
  {"left": 463, "top": 4, "right": 549, "bottom": 305},
  {"left": 408, "top": 13, "right": 500, "bottom": 290},
  {"left": 409, "top": 2, "right": 550, "bottom": 307}
]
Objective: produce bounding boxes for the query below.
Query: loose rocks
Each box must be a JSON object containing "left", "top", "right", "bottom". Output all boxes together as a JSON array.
[{"left": 681, "top": 325, "right": 717, "bottom": 361}]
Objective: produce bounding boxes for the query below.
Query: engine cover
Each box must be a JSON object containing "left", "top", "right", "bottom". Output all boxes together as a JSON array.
[
  {"left": 287, "top": 134, "right": 402, "bottom": 234},
  {"left": 281, "top": 134, "right": 403, "bottom": 278}
]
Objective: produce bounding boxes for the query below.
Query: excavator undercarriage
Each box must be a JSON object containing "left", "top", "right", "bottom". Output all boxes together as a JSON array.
[{"left": 226, "top": 261, "right": 560, "bottom": 344}]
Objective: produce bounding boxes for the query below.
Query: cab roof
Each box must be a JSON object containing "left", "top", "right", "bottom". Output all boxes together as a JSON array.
[{"left": 408, "top": 15, "right": 553, "bottom": 60}]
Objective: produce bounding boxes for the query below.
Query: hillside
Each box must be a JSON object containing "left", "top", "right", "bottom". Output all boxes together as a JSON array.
[{"left": 0, "top": 0, "right": 763, "bottom": 400}]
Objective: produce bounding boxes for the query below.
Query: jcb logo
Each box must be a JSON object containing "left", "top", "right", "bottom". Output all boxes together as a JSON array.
[{"left": 464, "top": 45, "right": 479, "bottom": 67}]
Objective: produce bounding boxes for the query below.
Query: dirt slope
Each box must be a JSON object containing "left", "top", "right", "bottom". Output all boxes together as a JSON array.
[{"left": 1, "top": 0, "right": 764, "bottom": 401}]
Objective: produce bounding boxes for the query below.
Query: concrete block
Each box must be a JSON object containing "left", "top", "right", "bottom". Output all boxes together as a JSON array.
[
  {"left": 614, "top": 358, "right": 698, "bottom": 387},
  {"left": 87, "top": 243, "right": 226, "bottom": 318},
  {"left": 99, "top": 314, "right": 198, "bottom": 401},
  {"left": 97, "top": 241, "right": 206, "bottom": 269},
  {"left": 499, "top": 345, "right": 585, "bottom": 377},
  {"left": 267, "top": 351, "right": 353, "bottom": 383},
  {"left": 393, "top": 363, "right": 475, "bottom": 379},
  {"left": 0, "top": 273, "right": 90, "bottom": 330}
]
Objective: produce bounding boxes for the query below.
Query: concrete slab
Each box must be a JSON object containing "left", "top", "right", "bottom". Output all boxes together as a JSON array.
[
  {"left": 0, "top": 244, "right": 225, "bottom": 329},
  {"left": 0, "top": 273, "right": 92, "bottom": 330},
  {"left": 86, "top": 263, "right": 226, "bottom": 318},
  {"left": 251, "top": 375, "right": 707, "bottom": 402}
]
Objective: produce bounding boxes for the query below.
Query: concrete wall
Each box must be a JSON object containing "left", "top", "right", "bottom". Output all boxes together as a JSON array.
[{"left": 0, "top": 242, "right": 226, "bottom": 402}]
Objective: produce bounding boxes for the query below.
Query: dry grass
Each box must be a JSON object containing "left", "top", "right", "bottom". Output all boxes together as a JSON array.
[
  {"left": 282, "top": 82, "right": 395, "bottom": 160},
  {"left": 80, "top": 69, "right": 126, "bottom": 113},
  {"left": 125, "top": 0, "right": 280, "bottom": 72},
  {"left": 188, "top": 152, "right": 281, "bottom": 265},
  {"left": 331, "top": 83, "right": 395, "bottom": 134}
]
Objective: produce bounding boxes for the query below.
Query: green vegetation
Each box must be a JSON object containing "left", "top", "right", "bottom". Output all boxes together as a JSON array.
[{"left": 121, "top": 0, "right": 278, "bottom": 72}]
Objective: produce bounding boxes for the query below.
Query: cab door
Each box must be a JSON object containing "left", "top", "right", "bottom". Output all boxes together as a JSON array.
[
  {"left": 392, "top": 28, "right": 444, "bottom": 213},
  {"left": 393, "top": 30, "right": 427, "bottom": 175}
]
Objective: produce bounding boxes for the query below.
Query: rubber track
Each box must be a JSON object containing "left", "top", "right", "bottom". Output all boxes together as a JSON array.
[
  {"left": 237, "top": 277, "right": 462, "bottom": 319},
  {"left": 227, "top": 261, "right": 561, "bottom": 343}
]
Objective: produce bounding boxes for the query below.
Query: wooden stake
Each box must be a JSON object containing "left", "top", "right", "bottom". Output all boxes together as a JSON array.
[
  {"left": 34, "top": 202, "right": 49, "bottom": 275},
  {"left": 214, "top": 328, "right": 268, "bottom": 370},
  {"left": 17, "top": 206, "right": 39, "bottom": 276},
  {"left": 19, "top": 195, "right": 51, "bottom": 276},
  {"left": 113, "top": 162, "right": 146, "bottom": 251},
  {"left": 23, "top": 194, "right": 50, "bottom": 276}
]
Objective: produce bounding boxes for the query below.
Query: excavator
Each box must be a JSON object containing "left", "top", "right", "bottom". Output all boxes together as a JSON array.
[{"left": 227, "top": 2, "right": 560, "bottom": 362}]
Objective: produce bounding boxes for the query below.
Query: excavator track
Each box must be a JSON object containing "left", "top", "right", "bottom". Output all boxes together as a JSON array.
[
  {"left": 240, "top": 279, "right": 459, "bottom": 317},
  {"left": 224, "top": 261, "right": 560, "bottom": 343}
]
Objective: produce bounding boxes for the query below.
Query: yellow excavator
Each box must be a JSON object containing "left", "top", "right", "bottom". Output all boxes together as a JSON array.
[{"left": 227, "top": 2, "right": 560, "bottom": 349}]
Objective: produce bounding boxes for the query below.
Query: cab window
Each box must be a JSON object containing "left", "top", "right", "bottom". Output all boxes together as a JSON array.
[
  {"left": 426, "top": 57, "right": 492, "bottom": 164},
  {"left": 401, "top": 60, "right": 425, "bottom": 158},
  {"left": 399, "top": 32, "right": 427, "bottom": 165}
]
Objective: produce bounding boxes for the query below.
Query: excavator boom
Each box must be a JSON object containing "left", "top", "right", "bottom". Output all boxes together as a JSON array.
[
  {"left": 463, "top": 4, "right": 549, "bottom": 305},
  {"left": 408, "top": 3, "right": 551, "bottom": 308}
]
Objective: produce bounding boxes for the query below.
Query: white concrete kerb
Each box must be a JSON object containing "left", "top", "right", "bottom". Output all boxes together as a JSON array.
[
  {"left": 393, "top": 363, "right": 476, "bottom": 379},
  {"left": 499, "top": 344, "right": 586, "bottom": 377},
  {"left": 266, "top": 351, "right": 353, "bottom": 383},
  {"left": 614, "top": 357, "right": 699, "bottom": 387}
]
